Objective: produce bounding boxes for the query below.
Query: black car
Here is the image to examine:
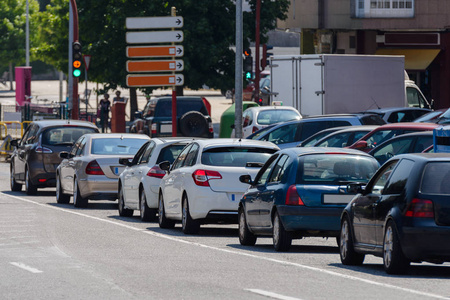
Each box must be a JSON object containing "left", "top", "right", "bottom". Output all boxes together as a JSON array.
[
  {"left": 10, "top": 120, "right": 99, "bottom": 195},
  {"left": 130, "top": 96, "right": 214, "bottom": 138},
  {"left": 340, "top": 153, "right": 450, "bottom": 274}
]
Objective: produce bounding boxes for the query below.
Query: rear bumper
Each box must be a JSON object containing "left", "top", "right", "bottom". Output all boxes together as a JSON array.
[
  {"left": 401, "top": 225, "right": 450, "bottom": 262},
  {"left": 187, "top": 188, "right": 241, "bottom": 221},
  {"left": 78, "top": 177, "right": 118, "bottom": 200}
]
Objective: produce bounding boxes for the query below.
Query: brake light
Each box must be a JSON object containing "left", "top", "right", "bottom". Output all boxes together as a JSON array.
[
  {"left": 86, "top": 160, "right": 104, "bottom": 175},
  {"left": 38, "top": 179, "right": 47, "bottom": 183},
  {"left": 258, "top": 98, "right": 263, "bottom": 104},
  {"left": 209, "top": 122, "right": 214, "bottom": 133},
  {"left": 147, "top": 165, "right": 165, "bottom": 178},
  {"left": 192, "top": 169, "right": 222, "bottom": 186},
  {"left": 35, "top": 146, "right": 52, "bottom": 153},
  {"left": 405, "top": 198, "right": 434, "bottom": 218},
  {"left": 285, "top": 185, "right": 304, "bottom": 205},
  {"left": 252, "top": 126, "right": 259, "bottom": 133},
  {"left": 151, "top": 123, "right": 157, "bottom": 135}
]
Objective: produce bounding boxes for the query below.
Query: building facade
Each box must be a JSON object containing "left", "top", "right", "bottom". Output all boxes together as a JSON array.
[{"left": 277, "top": 0, "right": 450, "bottom": 108}]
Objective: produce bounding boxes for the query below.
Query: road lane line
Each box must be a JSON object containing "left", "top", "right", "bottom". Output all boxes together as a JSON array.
[
  {"left": 4, "top": 192, "right": 449, "bottom": 300},
  {"left": 10, "top": 262, "right": 43, "bottom": 273},
  {"left": 246, "top": 289, "right": 302, "bottom": 300}
]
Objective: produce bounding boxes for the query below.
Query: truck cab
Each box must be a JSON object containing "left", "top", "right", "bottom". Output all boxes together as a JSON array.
[{"left": 405, "top": 71, "right": 432, "bottom": 109}]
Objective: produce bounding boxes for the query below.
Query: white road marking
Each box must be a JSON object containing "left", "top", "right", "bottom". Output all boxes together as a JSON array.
[
  {"left": 246, "top": 289, "right": 302, "bottom": 300},
  {"left": 4, "top": 192, "right": 449, "bottom": 300},
  {"left": 10, "top": 262, "right": 43, "bottom": 273}
]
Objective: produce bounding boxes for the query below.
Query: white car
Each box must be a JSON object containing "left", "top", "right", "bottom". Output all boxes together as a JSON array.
[
  {"left": 158, "top": 139, "right": 279, "bottom": 234},
  {"left": 117, "top": 138, "right": 196, "bottom": 221},
  {"left": 233, "top": 106, "right": 302, "bottom": 138}
]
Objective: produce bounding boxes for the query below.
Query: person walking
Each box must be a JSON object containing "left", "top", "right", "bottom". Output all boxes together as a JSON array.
[{"left": 99, "top": 94, "right": 111, "bottom": 133}]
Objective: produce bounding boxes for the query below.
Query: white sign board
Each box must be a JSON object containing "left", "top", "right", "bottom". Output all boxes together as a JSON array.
[
  {"left": 126, "top": 31, "right": 184, "bottom": 44},
  {"left": 126, "top": 16, "right": 183, "bottom": 29}
]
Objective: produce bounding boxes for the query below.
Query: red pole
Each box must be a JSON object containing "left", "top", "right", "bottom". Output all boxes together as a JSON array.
[
  {"left": 70, "top": 0, "right": 79, "bottom": 120},
  {"left": 171, "top": 7, "right": 177, "bottom": 136},
  {"left": 255, "top": 0, "right": 261, "bottom": 102}
]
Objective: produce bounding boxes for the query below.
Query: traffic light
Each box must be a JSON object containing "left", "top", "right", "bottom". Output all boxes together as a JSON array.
[
  {"left": 261, "top": 44, "right": 273, "bottom": 69},
  {"left": 243, "top": 48, "right": 253, "bottom": 80},
  {"left": 72, "top": 42, "right": 82, "bottom": 78}
]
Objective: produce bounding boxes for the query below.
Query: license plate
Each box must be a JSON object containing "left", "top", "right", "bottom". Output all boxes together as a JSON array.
[
  {"left": 160, "top": 124, "right": 172, "bottom": 133},
  {"left": 323, "top": 194, "right": 355, "bottom": 204},
  {"left": 113, "top": 166, "right": 125, "bottom": 175}
]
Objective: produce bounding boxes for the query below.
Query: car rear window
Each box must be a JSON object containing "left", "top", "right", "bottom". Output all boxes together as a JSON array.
[
  {"left": 420, "top": 162, "right": 450, "bottom": 194},
  {"left": 91, "top": 138, "right": 148, "bottom": 155},
  {"left": 360, "top": 114, "right": 386, "bottom": 125},
  {"left": 201, "top": 147, "right": 276, "bottom": 167},
  {"left": 154, "top": 99, "right": 208, "bottom": 117},
  {"left": 257, "top": 109, "right": 300, "bottom": 125},
  {"left": 156, "top": 144, "right": 187, "bottom": 164},
  {"left": 42, "top": 127, "right": 97, "bottom": 146},
  {"left": 296, "top": 154, "right": 379, "bottom": 184}
]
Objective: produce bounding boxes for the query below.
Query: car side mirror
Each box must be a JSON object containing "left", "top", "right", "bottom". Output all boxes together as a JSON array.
[
  {"left": 119, "top": 157, "right": 133, "bottom": 166},
  {"left": 347, "top": 182, "right": 365, "bottom": 194},
  {"left": 59, "top": 151, "right": 70, "bottom": 159},
  {"left": 353, "top": 140, "right": 368, "bottom": 150},
  {"left": 239, "top": 174, "right": 253, "bottom": 185},
  {"left": 10, "top": 139, "right": 18, "bottom": 147},
  {"left": 159, "top": 161, "right": 171, "bottom": 172}
]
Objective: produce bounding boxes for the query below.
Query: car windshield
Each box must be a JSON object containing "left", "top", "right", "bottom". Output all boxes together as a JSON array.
[
  {"left": 296, "top": 154, "right": 379, "bottom": 184},
  {"left": 154, "top": 99, "right": 208, "bottom": 117},
  {"left": 42, "top": 126, "right": 97, "bottom": 146},
  {"left": 257, "top": 109, "right": 300, "bottom": 125},
  {"left": 201, "top": 147, "right": 276, "bottom": 167},
  {"left": 91, "top": 138, "right": 148, "bottom": 155},
  {"left": 421, "top": 162, "right": 450, "bottom": 195}
]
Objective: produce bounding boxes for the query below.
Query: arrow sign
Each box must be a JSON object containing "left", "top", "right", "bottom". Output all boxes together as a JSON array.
[
  {"left": 127, "top": 60, "right": 184, "bottom": 72},
  {"left": 126, "top": 74, "right": 184, "bottom": 87},
  {"left": 126, "top": 31, "right": 184, "bottom": 44},
  {"left": 126, "top": 45, "right": 183, "bottom": 58},
  {"left": 126, "top": 16, "right": 183, "bottom": 29}
]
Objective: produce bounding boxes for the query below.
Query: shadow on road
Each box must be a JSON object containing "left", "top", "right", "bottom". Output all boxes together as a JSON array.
[{"left": 227, "top": 242, "right": 339, "bottom": 255}]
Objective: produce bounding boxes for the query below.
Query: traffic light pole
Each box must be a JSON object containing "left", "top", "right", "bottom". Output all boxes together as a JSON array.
[
  {"left": 69, "top": 0, "right": 79, "bottom": 120},
  {"left": 254, "top": 0, "right": 261, "bottom": 101},
  {"left": 235, "top": 0, "right": 243, "bottom": 138}
]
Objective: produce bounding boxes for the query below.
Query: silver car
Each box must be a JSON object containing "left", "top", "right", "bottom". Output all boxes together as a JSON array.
[{"left": 56, "top": 133, "right": 150, "bottom": 207}]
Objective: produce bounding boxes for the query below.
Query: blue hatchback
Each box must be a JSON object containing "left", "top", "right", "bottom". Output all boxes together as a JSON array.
[{"left": 238, "top": 147, "right": 379, "bottom": 251}]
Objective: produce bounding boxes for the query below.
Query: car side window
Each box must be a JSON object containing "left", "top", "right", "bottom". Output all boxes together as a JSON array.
[
  {"left": 243, "top": 111, "right": 252, "bottom": 127},
  {"left": 70, "top": 137, "right": 84, "bottom": 156},
  {"left": 139, "top": 141, "right": 156, "bottom": 164},
  {"left": 22, "top": 125, "right": 38, "bottom": 146},
  {"left": 383, "top": 159, "right": 415, "bottom": 195},
  {"left": 75, "top": 137, "right": 87, "bottom": 156},
  {"left": 369, "top": 160, "right": 398, "bottom": 195},
  {"left": 171, "top": 144, "right": 192, "bottom": 170},
  {"left": 268, "top": 155, "right": 289, "bottom": 183},
  {"left": 413, "top": 136, "right": 433, "bottom": 152},
  {"left": 266, "top": 123, "right": 298, "bottom": 144},
  {"left": 184, "top": 143, "right": 199, "bottom": 167},
  {"left": 255, "top": 154, "right": 280, "bottom": 185}
]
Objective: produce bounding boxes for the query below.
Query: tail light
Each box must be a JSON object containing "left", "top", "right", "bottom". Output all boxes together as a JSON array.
[
  {"left": 86, "top": 160, "right": 104, "bottom": 175},
  {"left": 147, "top": 165, "right": 165, "bottom": 178},
  {"left": 405, "top": 198, "right": 434, "bottom": 218},
  {"left": 258, "top": 98, "right": 263, "bottom": 105},
  {"left": 286, "top": 185, "right": 304, "bottom": 206},
  {"left": 209, "top": 122, "right": 214, "bottom": 133},
  {"left": 151, "top": 123, "right": 157, "bottom": 135},
  {"left": 252, "top": 126, "right": 259, "bottom": 133},
  {"left": 192, "top": 169, "right": 222, "bottom": 186}
]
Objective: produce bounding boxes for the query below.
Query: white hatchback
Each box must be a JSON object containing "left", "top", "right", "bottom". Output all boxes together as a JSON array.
[{"left": 158, "top": 139, "right": 279, "bottom": 234}]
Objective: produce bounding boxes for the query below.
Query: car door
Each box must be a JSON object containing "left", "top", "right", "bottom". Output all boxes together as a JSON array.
[
  {"left": 15, "top": 124, "right": 39, "bottom": 181},
  {"left": 59, "top": 137, "right": 84, "bottom": 193},
  {"left": 128, "top": 141, "right": 155, "bottom": 208},
  {"left": 351, "top": 160, "right": 398, "bottom": 247}
]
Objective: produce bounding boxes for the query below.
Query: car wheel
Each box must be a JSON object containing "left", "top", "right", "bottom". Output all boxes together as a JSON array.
[
  {"left": 56, "top": 173, "right": 70, "bottom": 204},
  {"left": 140, "top": 189, "right": 156, "bottom": 222},
  {"left": 118, "top": 188, "right": 133, "bottom": 217},
  {"left": 25, "top": 167, "right": 37, "bottom": 195},
  {"left": 179, "top": 111, "right": 208, "bottom": 137},
  {"left": 340, "top": 215, "right": 365, "bottom": 265},
  {"left": 158, "top": 193, "right": 175, "bottom": 229},
  {"left": 181, "top": 195, "right": 200, "bottom": 234},
  {"left": 383, "top": 221, "right": 410, "bottom": 274},
  {"left": 273, "top": 212, "right": 292, "bottom": 252},
  {"left": 73, "top": 179, "right": 88, "bottom": 208},
  {"left": 10, "top": 164, "right": 22, "bottom": 192},
  {"left": 238, "top": 207, "right": 257, "bottom": 246}
]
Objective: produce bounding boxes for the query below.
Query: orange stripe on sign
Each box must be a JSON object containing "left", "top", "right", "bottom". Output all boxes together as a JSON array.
[
  {"left": 127, "top": 75, "right": 174, "bottom": 87},
  {"left": 127, "top": 61, "right": 175, "bottom": 72},
  {"left": 127, "top": 46, "right": 176, "bottom": 57}
]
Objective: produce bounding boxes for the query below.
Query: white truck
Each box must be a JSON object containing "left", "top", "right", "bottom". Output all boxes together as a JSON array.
[{"left": 269, "top": 54, "right": 431, "bottom": 117}]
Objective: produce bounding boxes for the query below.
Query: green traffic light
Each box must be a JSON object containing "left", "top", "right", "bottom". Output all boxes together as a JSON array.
[
  {"left": 245, "top": 72, "right": 252, "bottom": 80},
  {"left": 73, "top": 69, "right": 81, "bottom": 77}
]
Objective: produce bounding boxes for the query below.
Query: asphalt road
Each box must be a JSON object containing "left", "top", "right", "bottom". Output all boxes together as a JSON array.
[{"left": 0, "top": 162, "right": 449, "bottom": 299}]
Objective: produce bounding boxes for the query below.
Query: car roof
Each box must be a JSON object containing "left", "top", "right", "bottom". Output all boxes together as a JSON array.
[
  {"left": 281, "top": 146, "right": 375, "bottom": 158},
  {"left": 371, "top": 122, "right": 439, "bottom": 130},
  {"left": 246, "top": 106, "right": 300, "bottom": 113},
  {"left": 32, "top": 120, "right": 98, "bottom": 128},
  {"left": 322, "top": 125, "right": 379, "bottom": 134},
  {"left": 151, "top": 137, "right": 204, "bottom": 144},
  {"left": 82, "top": 133, "right": 150, "bottom": 139},
  {"left": 391, "top": 152, "right": 450, "bottom": 162},
  {"left": 192, "top": 138, "right": 279, "bottom": 150},
  {"left": 362, "top": 107, "right": 431, "bottom": 113}
]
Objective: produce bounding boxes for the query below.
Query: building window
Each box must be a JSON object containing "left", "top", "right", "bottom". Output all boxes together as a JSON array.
[{"left": 355, "top": 0, "right": 414, "bottom": 18}]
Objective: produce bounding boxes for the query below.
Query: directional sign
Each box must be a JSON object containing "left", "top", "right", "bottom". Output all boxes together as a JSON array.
[
  {"left": 126, "top": 31, "right": 183, "bottom": 44},
  {"left": 126, "top": 60, "right": 184, "bottom": 73},
  {"left": 126, "top": 45, "right": 183, "bottom": 58},
  {"left": 126, "top": 74, "right": 184, "bottom": 87},
  {"left": 126, "top": 16, "right": 183, "bottom": 29}
]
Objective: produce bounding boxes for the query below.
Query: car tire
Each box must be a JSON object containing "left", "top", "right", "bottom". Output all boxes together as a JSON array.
[
  {"left": 340, "top": 215, "right": 365, "bottom": 265},
  {"left": 140, "top": 189, "right": 156, "bottom": 222},
  {"left": 73, "top": 179, "right": 88, "bottom": 208},
  {"left": 10, "top": 164, "right": 22, "bottom": 192},
  {"left": 238, "top": 207, "right": 257, "bottom": 246},
  {"left": 273, "top": 212, "right": 292, "bottom": 252},
  {"left": 158, "top": 192, "right": 175, "bottom": 229},
  {"left": 56, "top": 173, "right": 70, "bottom": 204},
  {"left": 179, "top": 111, "right": 208, "bottom": 137},
  {"left": 118, "top": 188, "right": 133, "bottom": 217},
  {"left": 383, "top": 221, "right": 410, "bottom": 274},
  {"left": 25, "top": 167, "right": 37, "bottom": 195},
  {"left": 181, "top": 195, "right": 200, "bottom": 234}
]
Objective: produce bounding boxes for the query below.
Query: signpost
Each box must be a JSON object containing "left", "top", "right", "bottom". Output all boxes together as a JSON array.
[
  {"left": 126, "top": 74, "right": 184, "bottom": 87},
  {"left": 126, "top": 45, "right": 183, "bottom": 58},
  {"left": 126, "top": 16, "right": 183, "bottom": 29},
  {"left": 126, "top": 31, "right": 183, "bottom": 44},
  {"left": 126, "top": 60, "right": 184, "bottom": 72}
]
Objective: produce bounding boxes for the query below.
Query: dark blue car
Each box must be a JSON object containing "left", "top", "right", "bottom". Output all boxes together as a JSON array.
[{"left": 238, "top": 147, "right": 379, "bottom": 251}]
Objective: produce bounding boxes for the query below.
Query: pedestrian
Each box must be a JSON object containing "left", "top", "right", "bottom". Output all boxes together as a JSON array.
[
  {"left": 113, "top": 90, "right": 125, "bottom": 103},
  {"left": 99, "top": 94, "right": 111, "bottom": 133}
]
